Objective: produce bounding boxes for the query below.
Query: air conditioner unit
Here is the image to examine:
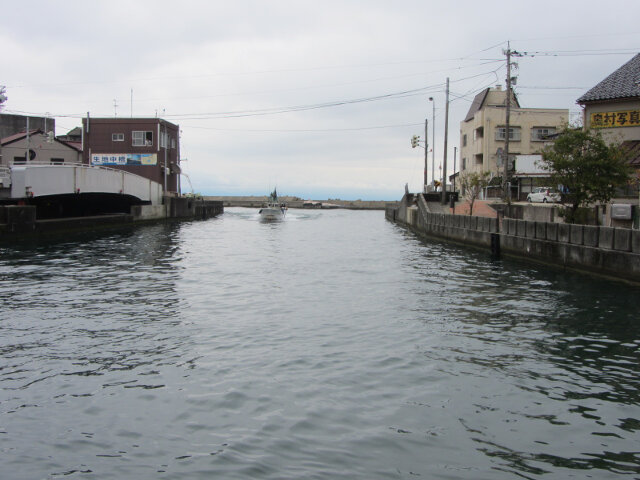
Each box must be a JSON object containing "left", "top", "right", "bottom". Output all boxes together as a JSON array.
[{"left": 611, "top": 203, "right": 632, "bottom": 220}]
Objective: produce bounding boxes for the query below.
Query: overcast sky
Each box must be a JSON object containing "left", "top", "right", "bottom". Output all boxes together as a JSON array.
[{"left": 2, "top": 0, "right": 639, "bottom": 199}]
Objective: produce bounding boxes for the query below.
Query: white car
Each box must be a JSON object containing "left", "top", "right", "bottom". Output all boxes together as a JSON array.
[{"left": 527, "top": 187, "right": 561, "bottom": 203}]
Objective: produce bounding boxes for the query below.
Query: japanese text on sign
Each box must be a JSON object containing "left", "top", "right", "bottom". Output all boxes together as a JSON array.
[
  {"left": 590, "top": 110, "right": 640, "bottom": 128},
  {"left": 91, "top": 153, "right": 157, "bottom": 166}
]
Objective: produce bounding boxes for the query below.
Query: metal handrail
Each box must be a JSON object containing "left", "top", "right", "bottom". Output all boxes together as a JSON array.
[
  {"left": 7, "top": 161, "right": 137, "bottom": 175},
  {"left": 10, "top": 161, "right": 85, "bottom": 167}
]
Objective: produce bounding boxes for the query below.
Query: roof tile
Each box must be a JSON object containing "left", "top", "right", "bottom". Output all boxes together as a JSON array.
[{"left": 577, "top": 54, "right": 640, "bottom": 103}]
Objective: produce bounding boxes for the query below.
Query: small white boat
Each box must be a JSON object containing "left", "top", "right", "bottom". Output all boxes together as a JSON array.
[{"left": 259, "top": 188, "right": 286, "bottom": 220}]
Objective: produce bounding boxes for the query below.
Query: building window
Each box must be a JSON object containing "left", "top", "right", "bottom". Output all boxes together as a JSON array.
[
  {"left": 13, "top": 156, "right": 26, "bottom": 165},
  {"left": 462, "top": 134, "right": 467, "bottom": 147},
  {"left": 51, "top": 158, "right": 64, "bottom": 165},
  {"left": 531, "top": 127, "right": 556, "bottom": 141},
  {"left": 160, "top": 132, "right": 176, "bottom": 149},
  {"left": 462, "top": 158, "right": 467, "bottom": 170},
  {"left": 112, "top": 133, "right": 124, "bottom": 142},
  {"left": 474, "top": 154, "right": 483, "bottom": 165},
  {"left": 495, "top": 127, "right": 521, "bottom": 141},
  {"left": 132, "top": 131, "right": 153, "bottom": 146},
  {"left": 474, "top": 127, "right": 484, "bottom": 141}
]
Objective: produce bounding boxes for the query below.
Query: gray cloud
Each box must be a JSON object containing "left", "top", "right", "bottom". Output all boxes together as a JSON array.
[{"left": 3, "top": 0, "right": 639, "bottom": 199}]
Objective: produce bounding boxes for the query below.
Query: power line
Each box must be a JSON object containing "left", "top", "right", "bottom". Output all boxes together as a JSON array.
[
  {"left": 163, "top": 66, "right": 506, "bottom": 121},
  {"left": 5, "top": 57, "right": 505, "bottom": 91},
  {"left": 4, "top": 63, "right": 505, "bottom": 123},
  {"left": 162, "top": 85, "right": 445, "bottom": 121},
  {"left": 131, "top": 60, "right": 505, "bottom": 104},
  {"left": 509, "top": 48, "right": 639, "bottom": 58},
  {"left": 518, "top": 86, "right": 587, "bottom": 90},
  {"left": 184, "top": 122, "right": 425, "bottom": 133}
]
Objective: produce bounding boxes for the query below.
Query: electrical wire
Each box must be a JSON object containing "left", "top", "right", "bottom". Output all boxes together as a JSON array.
[{"left": 184, "top": 122, "right": 425, "bottom": 133}]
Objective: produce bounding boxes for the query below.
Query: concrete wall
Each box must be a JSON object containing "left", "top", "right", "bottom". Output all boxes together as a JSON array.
[
  {"left": 388, "top": 193, "right": 498, "bottom": 251},
  {"left": 0, "top": 114, "right": 53, "bottom": 139},
  {"left": 131, "top": 204, "right": 167, "bottom": 220},
  {"left": 166, "top": 196, "right": 223, "bottom": 220},
  {"left": 387, "top": 194, "right": 640, "bottom": 283},
  {"left": 0, "top": 198, "right": 223, "bottom": 238}
]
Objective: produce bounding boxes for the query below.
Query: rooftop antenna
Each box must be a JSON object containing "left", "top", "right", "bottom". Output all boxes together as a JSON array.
[{"left": 113, "top": 99, "right": 118, "bottom": 117}]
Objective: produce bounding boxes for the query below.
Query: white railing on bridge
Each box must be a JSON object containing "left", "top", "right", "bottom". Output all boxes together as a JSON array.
[{"left": 8, "top": 164, "right": 163, "bottom": 205}]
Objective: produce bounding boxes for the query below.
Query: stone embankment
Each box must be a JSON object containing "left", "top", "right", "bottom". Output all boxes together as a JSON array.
[{"left": 387, "top": 193, "right": 640, "bottom": 284}]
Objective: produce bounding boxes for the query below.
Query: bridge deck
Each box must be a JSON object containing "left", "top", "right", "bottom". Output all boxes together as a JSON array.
[{"left": 5, "top": 164, "right": 163, "bottom": 204}]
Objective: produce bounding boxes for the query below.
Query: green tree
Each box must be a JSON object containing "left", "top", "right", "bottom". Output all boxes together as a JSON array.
[
  {"left": 459, "top": 171, "right": 490, "bottom": 216},
  {"left": 541, "top": 127, "right": 631, "bottom": 223}
]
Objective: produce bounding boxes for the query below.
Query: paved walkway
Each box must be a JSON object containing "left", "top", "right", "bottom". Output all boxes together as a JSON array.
[{"left": 449, "top": 200, "right": 498, "bottom": 217}]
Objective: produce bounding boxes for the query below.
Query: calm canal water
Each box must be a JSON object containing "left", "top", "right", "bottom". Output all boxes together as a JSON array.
[{"left": 1, "top": 207, "right": 639, "bottom": 479}]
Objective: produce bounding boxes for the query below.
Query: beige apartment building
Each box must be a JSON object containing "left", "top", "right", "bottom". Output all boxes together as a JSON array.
[{"left": 459, "top": 87, "right": 568, "bottom": 182}]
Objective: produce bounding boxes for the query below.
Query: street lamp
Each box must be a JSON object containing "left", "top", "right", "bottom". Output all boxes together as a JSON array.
[{"left": 429, "top": 97, "right": 435, "bottom": 189}]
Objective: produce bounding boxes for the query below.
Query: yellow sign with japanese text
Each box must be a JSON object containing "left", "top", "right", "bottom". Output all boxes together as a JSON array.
[{"left": 590, "top": 110, "right": 640, "bottom": 128}]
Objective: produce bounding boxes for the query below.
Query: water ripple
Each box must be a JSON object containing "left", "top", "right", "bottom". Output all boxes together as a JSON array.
[{"left": 1, "top": 210, "right": 639, "bottom": 479}]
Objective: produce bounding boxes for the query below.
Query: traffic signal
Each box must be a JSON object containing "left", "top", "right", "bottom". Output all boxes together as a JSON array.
[{"left": 411, "top": 135, "right": 420, "bottom": 148}]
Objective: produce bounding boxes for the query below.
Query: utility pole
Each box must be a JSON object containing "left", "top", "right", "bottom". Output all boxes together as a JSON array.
[
  {"left": 441, "top": 78, "right": 449, "bottom": 204},
  {"left": 503, "top": 42, "right": 522, "bottom": 203},
  {"left": 452, "top": 146, "right": 457, "bottom": 213},
  {"left": 453, "top": 146, "right": 457, "bottom": 194},
  {"left": 26, "top": 117, "right": 30, "bottom": 163},
  {"left": 424, "top": 118, "right": 429, "bottom": 192},
  {"left": 429, "top": 97, "right": 435, "bottom": 189}
]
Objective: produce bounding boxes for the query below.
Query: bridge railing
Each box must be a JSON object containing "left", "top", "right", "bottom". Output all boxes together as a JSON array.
[
  {"left": 9, "top": 164, "right": 164, "bottom": 204},
  {"left": 10, "top": 161, "right": 133, "bottom": 173}
]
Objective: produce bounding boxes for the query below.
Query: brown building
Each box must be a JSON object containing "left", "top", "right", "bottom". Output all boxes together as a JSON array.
[{"left": 81, "top": 117, "right": 181, "bottom": 193}]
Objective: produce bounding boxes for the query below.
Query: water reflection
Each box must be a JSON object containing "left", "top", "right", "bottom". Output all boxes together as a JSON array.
[
  {"left": 402, "top": 233, "right": 640, "bottom": 477},
  {"left": 2, "top": 212, "right": 639, "bottom": 479},
  {"left": 0, "top": 223, "right": 191, "bottom": 394}
]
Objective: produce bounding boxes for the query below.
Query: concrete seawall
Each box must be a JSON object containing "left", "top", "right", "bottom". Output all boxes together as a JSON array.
[
  {"left": 387, "top": 193, "right": 640, "bottom": 284},
  {"left": 0, "top": 196, "right": 223, "bottom": 238}
]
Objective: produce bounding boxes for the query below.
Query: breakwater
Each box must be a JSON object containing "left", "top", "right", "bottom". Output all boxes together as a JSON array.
[
  {"left": 387, "top": 193, "right": 640, "bottom": 283},
  {"left": 206, "top": 195, "right": 396, "bottom": 210}
]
